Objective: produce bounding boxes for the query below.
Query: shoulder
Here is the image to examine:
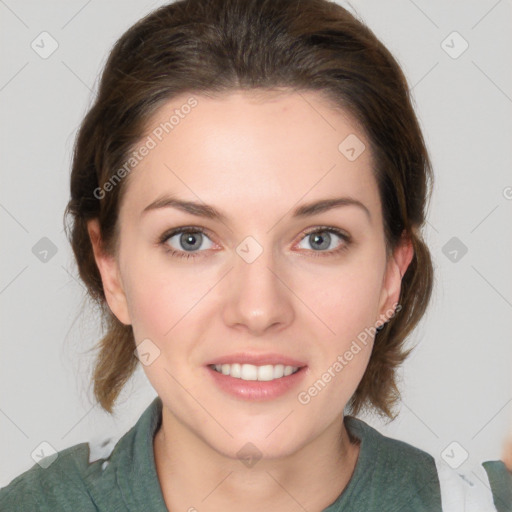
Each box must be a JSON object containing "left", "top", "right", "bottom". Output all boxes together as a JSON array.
[
  {"left": 346, "top": 415, "right": 440, "bottom": 479},
  {"left": 344, "top": 416, "right": 511, "bottom": 511},
  {"left": 0, "top": 442, "right": 107, "bottom": 511},
  {"left": 0, "top": 398, "right": 162, "bottom": 512},
  {"left": 342, "top": 416, "right": 442, "bottom": 510}
]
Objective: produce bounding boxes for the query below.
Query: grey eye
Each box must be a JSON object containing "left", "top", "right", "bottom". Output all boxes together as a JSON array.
[
  {"left": 166, "top": 231, "right": 214, "bottom": 253},
  {"left": 297, "top": 230, "right": 345, "bottom": 251}
]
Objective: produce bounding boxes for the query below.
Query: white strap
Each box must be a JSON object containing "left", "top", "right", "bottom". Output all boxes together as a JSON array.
[
  {"left": 88, "top": 437, "right": 117, "bottom": 464},
  {"left": 435, "top": 458, "right": 498, "bottom": 511}
]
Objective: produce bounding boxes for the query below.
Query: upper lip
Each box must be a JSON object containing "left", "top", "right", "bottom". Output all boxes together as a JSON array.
[{"left": 207, "top": 353, "right": 307, "bottom": 367}]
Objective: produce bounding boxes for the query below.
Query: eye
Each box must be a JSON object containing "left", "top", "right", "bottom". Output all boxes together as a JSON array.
[
  {"left": 158, "top": 225, "right": 351, "bottom": 260},
  {"left": 296, "top": 227, "right": 351, "bottom": 257},
  {"left": 159, "top": 227, "right": 214, "bottom": 259}
]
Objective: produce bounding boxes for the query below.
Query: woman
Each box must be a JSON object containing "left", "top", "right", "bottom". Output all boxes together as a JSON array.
[{"left": 1, "top": 0, "right": 510, "bottom": 510}]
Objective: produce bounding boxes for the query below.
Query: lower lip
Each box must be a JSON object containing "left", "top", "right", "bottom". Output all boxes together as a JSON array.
[{"left": 205, "top": 365, "right": 308, "bottom": 401}]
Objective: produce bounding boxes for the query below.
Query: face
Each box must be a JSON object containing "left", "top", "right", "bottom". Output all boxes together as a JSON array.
[{"left": 89, "top": 90, "right": 411, "bottom": 461}]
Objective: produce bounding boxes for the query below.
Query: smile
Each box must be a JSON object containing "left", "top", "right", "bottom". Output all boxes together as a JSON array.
[{"left": 210, "top": 363, "right": 300, "bottom": 381}]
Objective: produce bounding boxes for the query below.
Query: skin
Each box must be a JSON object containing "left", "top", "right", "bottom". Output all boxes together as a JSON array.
[
  {"left": 503, "top": 435, "right": 512, "bottom": 472},
  {"left": 88, "top": 89, "right": 413, "bottom": 511}
]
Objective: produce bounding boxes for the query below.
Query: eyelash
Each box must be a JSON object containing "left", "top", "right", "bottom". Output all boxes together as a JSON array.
[{"left": 157, "top": 226, "right": 352, "bottom": 260}]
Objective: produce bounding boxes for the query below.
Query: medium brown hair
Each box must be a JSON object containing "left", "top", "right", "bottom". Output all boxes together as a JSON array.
[{"left": 65, "top": 0, "right": 434, "bottom": 419}]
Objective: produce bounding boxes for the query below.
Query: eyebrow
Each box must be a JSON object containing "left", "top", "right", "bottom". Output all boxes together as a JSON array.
[{"left": 141, "top": 195, "right": 371, "bottom": 222}]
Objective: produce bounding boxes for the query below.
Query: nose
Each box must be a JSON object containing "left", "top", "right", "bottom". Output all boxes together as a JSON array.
[{"left": 221, "top": 239, "right": 294, "bottom": 336}]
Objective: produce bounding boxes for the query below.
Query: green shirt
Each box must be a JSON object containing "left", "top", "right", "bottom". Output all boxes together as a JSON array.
[{"left": 1, "top": 397, "right": 510, "bottom": 511}]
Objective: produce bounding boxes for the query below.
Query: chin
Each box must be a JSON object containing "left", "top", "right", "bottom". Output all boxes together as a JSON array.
[{"left": 207, "top": 422, "right": 309, "bottom": 462}]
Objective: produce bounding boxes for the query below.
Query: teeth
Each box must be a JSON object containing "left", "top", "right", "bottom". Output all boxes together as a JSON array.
[
  {"left": 230, "top": 363, "right": 241, "bottom": 378},
  {"left": 212, "top": 363, "right": 300, "bottom": 381},
  {"left": 273, "top": 364, "right": 284, "bottom": 379},
  {"left": 257, "top": 365, "right": 274, "bottom": 381}
]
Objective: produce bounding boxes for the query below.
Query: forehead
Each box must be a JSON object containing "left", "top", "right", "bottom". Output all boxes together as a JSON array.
[{"left": 120, "top": 90, "right": 380, "bottom": 223}]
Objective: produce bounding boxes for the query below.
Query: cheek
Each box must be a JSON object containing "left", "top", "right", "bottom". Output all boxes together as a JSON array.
[
  {"left": 294, "top": 259, "right": 385, "bottom": 407},
  {"left": 124, "top": 262, "right": 210, "bottom": 341},
  {"left": 296, "top": 252, "right": 387, "bottom": 341}
]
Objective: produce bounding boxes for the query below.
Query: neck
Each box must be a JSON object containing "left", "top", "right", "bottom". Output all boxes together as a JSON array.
[{"left": 153, "top": 407, "right": 360, "bottom": 512}]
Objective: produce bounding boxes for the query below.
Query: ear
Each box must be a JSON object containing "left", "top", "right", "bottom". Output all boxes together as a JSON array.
[
  {"left": 377, "top": 232, "right": 414, "bottom": 323},
  {"left": 87, "top": 219, "right": 131, "bottom": 325}
]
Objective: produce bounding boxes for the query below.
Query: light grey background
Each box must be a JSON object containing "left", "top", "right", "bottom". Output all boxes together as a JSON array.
[{"left": 1, "top": 0, "right": 511, "bottom": 488}]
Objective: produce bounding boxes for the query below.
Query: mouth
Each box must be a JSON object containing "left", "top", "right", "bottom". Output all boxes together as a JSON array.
[
  {"left": 209, "top": 363, "right": 301, "bottom": 381},
  {"left": 205, "top": 360, "right": 308, "bottom": 401}
]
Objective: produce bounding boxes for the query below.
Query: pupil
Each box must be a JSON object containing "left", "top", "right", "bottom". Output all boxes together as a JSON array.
[
  {"left": 181, "top": 232, "right": 202, "bottom": 251},
  {"left": 311, "top": 232, "right": 330, "bottom": 250}
]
